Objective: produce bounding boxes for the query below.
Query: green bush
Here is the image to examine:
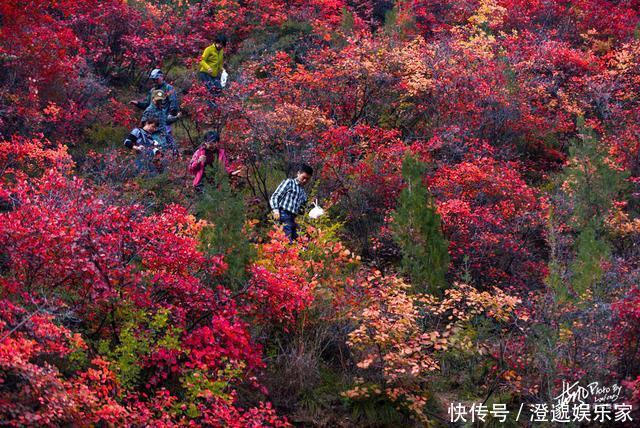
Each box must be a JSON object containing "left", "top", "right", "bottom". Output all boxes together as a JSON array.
[
  {"left": 84, "top": 123, "right": 129, "bottom": 150},
  {"left": 196, "top": 161, "right": 255, "bottom": 290},
  {"left": 391, "top": 154, "right": 449, "bottom": 295}
]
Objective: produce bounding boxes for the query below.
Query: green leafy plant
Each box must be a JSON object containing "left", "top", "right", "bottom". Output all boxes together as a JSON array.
[{"left": 391, "top": 154, "right": 449, "bottom": 295}]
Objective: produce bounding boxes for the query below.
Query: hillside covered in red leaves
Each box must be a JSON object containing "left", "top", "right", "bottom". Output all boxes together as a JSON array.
[{"left": 1, "top": 1, "right": 640, "bottom": 426}]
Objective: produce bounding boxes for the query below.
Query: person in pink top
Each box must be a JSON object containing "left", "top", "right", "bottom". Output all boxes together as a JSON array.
[{"left": 188, "top": 131, "right": 237, "bottom": 192}]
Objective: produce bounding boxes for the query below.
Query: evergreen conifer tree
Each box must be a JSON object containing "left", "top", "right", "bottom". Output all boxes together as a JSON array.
[
  {"left": 196, "top": 160, "right": 255, "bottom": 290},
  {"left": 560, "top": 117, "right": 628, "bottom": 298},
  {"left": 391, "top": 154, "right": 449, "bottom": 295}
]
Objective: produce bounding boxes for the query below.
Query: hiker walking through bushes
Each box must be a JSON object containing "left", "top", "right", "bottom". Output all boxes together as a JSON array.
[
  {"left": 123, "top": 116, "right": 162, "bottom": 175},
  {"left": 198, "top": 34, "right": 227, "bottom": 95},
  {"left": 188, "top": 131, "right": 242, "bottom": 193},
  {"left": 269, "top": 164, "right": 313, "bottom": 242},
  {"left": 142, "top": 89, "right": 181, "bottom": 156},
  {"left": 130, "top": 68, "right": 180, "bottom": 115}
]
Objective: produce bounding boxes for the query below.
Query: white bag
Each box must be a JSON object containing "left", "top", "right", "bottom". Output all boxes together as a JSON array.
[
  {"left": 308, "top": 199, "right": 324, "bottom": 219},
  {"left": 220, "top": 69, "right": 228, "bottom": 87}
]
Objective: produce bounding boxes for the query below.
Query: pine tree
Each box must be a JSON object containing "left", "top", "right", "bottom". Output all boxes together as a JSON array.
[
  {"left": 564, "top": 116, "right": 629, "bottom": 231},
  {"left": 570, "top": 225, "right": 610, "bottom": 299},
  {"left": 196, "top": 161, "right": 255, "bottom": 290},
  {"left": 559, "top": 116, "right": 627, "bottom": 299},
  {"left": 391, "top": 154, "right": 449, "bottom": 295}
]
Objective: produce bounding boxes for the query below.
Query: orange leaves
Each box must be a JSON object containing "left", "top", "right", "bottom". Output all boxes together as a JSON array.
[
  {"left": 344, "top": 275, "right": 520, "bottom": 422},
  {"left": 468, "top": 0, "right": 507, "bottom": 29},
  {"left": 427, "top": 283, "right": 521, "bottom": 324},
  {"left": 249, "top": 224, "right": 359, "bottom": 327},
  {"left": 386, "top": 36, "right": 436, "bottom": 95},
  {"left": 43, "top": 102, "right": 62, "bottom": 119},
  {"left": 272, "top": 51, "right": 295, "bottom": 76},
  {"left": 344, "top": 273, "right": 439, "bottom": 422},
  {"left": 0, "top": 136, "right": 75, "bottom": 184}
]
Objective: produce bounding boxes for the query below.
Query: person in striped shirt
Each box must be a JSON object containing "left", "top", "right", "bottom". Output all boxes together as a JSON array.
[{"left": 270, "top": 163, "right": 313, "bottom": 241}]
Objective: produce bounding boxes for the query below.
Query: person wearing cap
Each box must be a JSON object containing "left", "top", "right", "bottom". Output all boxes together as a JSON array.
[
  {"left": 142, "top": 89, "right": 181, "bottom": 154},
  {"left": 198, "top": 34, "right": 227, "bottom": 94},
  {"left": 130, "top": 68, "right": 180, "bottom": 115}
]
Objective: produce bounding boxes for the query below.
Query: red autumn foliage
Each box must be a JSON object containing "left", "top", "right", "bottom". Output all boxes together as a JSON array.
[
  {"left": 429, "top": 156, "right": 548, "bottom": 288},
  {"left": 2, "top": 0, "right": 640, "bottom": 425},
  {"left": 0, "top": 136, "right": 285, "bottom": 425}
]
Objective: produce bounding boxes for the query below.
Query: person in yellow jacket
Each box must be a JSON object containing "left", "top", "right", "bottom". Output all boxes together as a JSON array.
[{"left": 198, "top": 34, "right": 227, "bottom": 94}]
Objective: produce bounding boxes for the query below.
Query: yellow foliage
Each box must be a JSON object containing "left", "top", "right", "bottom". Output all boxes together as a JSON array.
[
  {"left": 344, "top": 276, "right": 520, "bottom": 423},
  {"left": 468, "top": 0, "right": 507, "bottom": 28}
]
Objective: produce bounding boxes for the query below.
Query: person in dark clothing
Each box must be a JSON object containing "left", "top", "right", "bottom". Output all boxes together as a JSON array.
[
  {"left": 132, "top": 69, "right": 181, "bottom": 156},
  {"left": 130, "top": 68, "right": 180, "bottom": 115},
  {"left": 269, "top": 163, "right": 313, "bottom": 242},
  {"left": 123, "top": 116, "right": 160, "bottom": 175},
  {"left": 142, "top": 89, "right": 181, "bottom": 155}
]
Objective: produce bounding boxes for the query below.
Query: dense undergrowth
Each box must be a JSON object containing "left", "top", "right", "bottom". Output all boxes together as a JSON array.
[{"left": 1, "top": 0, "right": 640, "bottom": 426}]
